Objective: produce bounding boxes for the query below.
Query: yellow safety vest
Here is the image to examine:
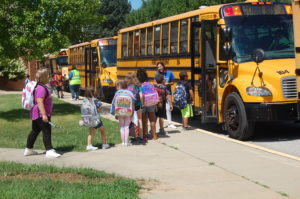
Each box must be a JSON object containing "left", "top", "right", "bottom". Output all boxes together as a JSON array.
[{"left": 69, "top": 70, "right": 81, "bottom": 85}]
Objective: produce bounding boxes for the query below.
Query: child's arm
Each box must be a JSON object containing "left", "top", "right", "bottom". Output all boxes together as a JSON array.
[{"left": 189, "top": 89, "right": 194, "bottom": 106}]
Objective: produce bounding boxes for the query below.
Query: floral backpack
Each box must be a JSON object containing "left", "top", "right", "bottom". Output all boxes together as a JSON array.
[
  {"left": 22, "top": 81, "right": 48, "bottom": 110},
  {"left": 114, "top": 90, "right": 133, "bottom": 116}
]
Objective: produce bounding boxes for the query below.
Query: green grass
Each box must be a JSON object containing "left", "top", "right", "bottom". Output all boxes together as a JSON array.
[
  {"left": 0, "top": 94, "right": 121, "bottom": 151},
  {"left": 0, "top": 161, "right": 140, "bottom": 199}
]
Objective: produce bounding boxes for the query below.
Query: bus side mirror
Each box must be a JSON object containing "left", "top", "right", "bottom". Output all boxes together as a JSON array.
[
  {"left": 220, "top": 45, "right": 234, "bottom": 60},
  {"left": 220, "top": 27, "right": 232, "bottom": 43},
  {"left": 251, "top": 48, "right": 265, "bottom": 64}
]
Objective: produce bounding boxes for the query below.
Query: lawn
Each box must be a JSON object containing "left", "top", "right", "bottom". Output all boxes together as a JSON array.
[
  {"left": 0, "top": 94, "right": 121, "bottom": 151},
  {"left": 0, "top": 161, "right": 141, "bottom": 199}
]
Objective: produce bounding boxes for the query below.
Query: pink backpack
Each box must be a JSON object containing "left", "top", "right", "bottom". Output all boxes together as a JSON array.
[{"left": 141, "top": 82, "right": 159, "bottom": 107}]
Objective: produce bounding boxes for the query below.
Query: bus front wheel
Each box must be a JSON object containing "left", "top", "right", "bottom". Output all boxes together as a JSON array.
[{"left": 224, "top": 92, "right": 255, "bottom": 140}]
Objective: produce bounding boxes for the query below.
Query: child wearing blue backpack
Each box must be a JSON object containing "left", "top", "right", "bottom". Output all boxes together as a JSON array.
[{"left": 174, "top": 72, "right": 194, "bottom": 130}]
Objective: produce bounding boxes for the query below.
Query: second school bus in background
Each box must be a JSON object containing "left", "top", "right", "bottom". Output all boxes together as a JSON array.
[
  {"left": 117, "top": 0, "right": 298, "bottom": 140},
  {"left": 68, "top": 37, "right": 117, "bottom": 98}
]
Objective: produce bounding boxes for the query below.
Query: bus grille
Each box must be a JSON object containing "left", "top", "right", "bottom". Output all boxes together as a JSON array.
[{"left": 282, "top": 77, "right": 297, "bottom": 99}]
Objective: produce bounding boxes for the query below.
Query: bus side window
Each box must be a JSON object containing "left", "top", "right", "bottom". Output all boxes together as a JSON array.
[
  {"left": 162, "top": 23, "right": 169, "bottom": 54},
  {"left": 180, "top": 19, "right": 188, "bottom": 53},
  {"left": 192, "top": 16, "right": 200, "bottom": 54},
  {"left": 140, "top": 29, "right": 146, "bottom": 56},
  {"left": 154, "top": 25, "right": 161, "bottom": 55},
  {"left": 147, "top": 27, "right": 153, "bottom": 55},
  {"left": 134, "top": 31, "right": 139, "bottom": 56},
  {"left": 122, "top": 33, "right": 127, "bottom": 57},
  {"left": 128, "top": 32, "right": 133, "bottom": 57},
  {"left": 171, "top": 21, "right": 178, "bottom": 54}
]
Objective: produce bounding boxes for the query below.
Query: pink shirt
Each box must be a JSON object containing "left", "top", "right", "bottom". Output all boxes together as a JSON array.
[{"left": 30, "top": 85, "right": 53, "bottom": 120}]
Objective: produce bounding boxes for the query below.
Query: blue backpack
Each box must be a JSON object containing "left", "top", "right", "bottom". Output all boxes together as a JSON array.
[{"left": 174, "top": 83, "right": 187, "bottom": 109}]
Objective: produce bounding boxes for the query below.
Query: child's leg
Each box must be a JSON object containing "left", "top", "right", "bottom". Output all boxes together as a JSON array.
[
  {"left": 118, "top": 117, "right": 126, "bottom": 144},
  {"left": 148, "top": 112, "right": 158, "bottom": 140},
  {"left": 99, "top": 126, "right": 107, "bottom": 144},
  {"left": 124, "top": 116, "right": 131, "bottom": 144},
  {"left": 87, "top": 128, "right": 95, "bottom": 146},
  {"left": 159, "top": 117, "right": 164, "bottom": 129},
  {"left": 137, "top": 109, "right": 143, "bottom": 138},
  {"left": 142, "top": 112, "right": 148, "bottom": 140}
]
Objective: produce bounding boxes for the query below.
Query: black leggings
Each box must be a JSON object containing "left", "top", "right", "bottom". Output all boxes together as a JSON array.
[{"left": 26, "top": 117, "right": 53, "bottom": 150}]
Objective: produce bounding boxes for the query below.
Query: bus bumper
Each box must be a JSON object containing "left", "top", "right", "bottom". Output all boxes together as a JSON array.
[{"left": 245, "top": 103, "right": 298, "bottom": 122}]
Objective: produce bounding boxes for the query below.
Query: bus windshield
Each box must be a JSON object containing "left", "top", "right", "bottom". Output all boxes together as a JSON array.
[
  {"left": 56, "top": 56, "right": 68, "bottom": 67},
  {"left": 225, "top": 15, "right": 294, "bottom": 63},
  {"left": 100, "top": 45, "right": 117, "bottom": 67}
]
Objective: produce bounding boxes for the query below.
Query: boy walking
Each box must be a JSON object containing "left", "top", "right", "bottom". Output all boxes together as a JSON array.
[{"left": 175, "top": 72, "right": 194, "bottom": 130}]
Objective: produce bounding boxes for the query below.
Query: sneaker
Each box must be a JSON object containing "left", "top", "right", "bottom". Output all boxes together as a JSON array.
[
  {"left": 71, "top": 98, "right": 76, "bottom": 101},
  {"left": 182, "top": 126, "right": 192, "bottom": 131},
  {"left": 86, "top": 145, "right": 98, "bottom": 151},
  {"left": 125, "top": 142, "right": 133, "bottom": 147},
  {"left": 102, "top": 144, "right": 110, "bottom": 149},
  {"left": 137, "top": 137, "right": 144, "bottom": 144},
  {"left": 167, "top": 124, "right": 177, "bottom": 129},
  {"left": 45, "top": 149, "right": 61, "bottom": 158},
  {"left": 159, "top": 128, "right": 166, "bottom": 135},
  {"left": 24, "top": 148, "right": 38, "bottom": 156}
]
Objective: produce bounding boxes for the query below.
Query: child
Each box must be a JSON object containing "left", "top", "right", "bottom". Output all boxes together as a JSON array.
[
  {"left": 84, "top": 86, "right": 109, "bottom": 150},
  {"left": 177, "top": 71, "right": 194, "bottom": 130},
  {"left": 154, "top": 73, "right": 172, "bottom": 135},
  {"left": 125, "top": 72, "right": 143, "bottom": 143},
  {"left": 110, "top": 80, "right": 135, "bottom": 146},
  {"left": 136, "top": 68, "right": 158, "bottom": 141}
]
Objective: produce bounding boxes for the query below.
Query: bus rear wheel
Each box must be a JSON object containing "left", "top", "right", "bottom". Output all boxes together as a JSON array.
[{"left": 224, "top": 92, "right": 254, "bottom": 140}]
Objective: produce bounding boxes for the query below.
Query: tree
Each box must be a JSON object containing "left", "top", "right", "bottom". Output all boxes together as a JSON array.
[
  {"left": 85, "top": 0, "right": 131, "bottom": 39},
  {"left": 0, "top": 0, "right": 101, "bottom": 60}
]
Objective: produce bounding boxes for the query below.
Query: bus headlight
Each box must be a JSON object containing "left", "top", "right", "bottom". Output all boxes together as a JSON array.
[{"left": 246, "top": 87, "right": 272, "bottom": 96}]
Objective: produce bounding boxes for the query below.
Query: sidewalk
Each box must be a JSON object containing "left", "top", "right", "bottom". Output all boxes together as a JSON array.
[{"left": 1, "top": 91, "right": 300, "bottom": 199}]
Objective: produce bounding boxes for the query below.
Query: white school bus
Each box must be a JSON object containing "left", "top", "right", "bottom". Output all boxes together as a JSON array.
[{"left": 117, "top": 0, "right": 297, "bottom": 140}]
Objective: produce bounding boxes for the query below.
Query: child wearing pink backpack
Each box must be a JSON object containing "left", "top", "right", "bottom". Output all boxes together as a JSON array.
[
  {"left": 110, "top": 80, "right": 135, "bottom": 146},
  {"left": 137, "top": 68, "right": 159, "bottom": 141}
]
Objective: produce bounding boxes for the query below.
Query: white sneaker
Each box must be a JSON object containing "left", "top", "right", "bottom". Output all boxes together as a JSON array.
[
  {"left": 167, "top": 124, "right": 177, "bottom": 129},
  {"left": 86, "top": 145, "right": 98, "bottom": 151},
  {"left": 102, "top": 144, "right": 110, "bottom": 149},
  {"left": 71, "top": 98, "right": 76, "bottom": 101},
  {"left": 125, "top": 142, "right": 132, "bottom": 147},
  {"left": 24, "top": 148, "right": 38, "bottom": 156},
  {"left": 46, "top": 149, "right": 61, "bottom": 158}
]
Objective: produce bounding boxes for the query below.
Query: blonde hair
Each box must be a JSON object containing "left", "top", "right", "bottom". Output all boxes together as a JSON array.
[
  {"left": 36, "top": 68, "right": 49, "bottom": 83},
  {"left": 115, "top": 80, "right": 128, "bottom": 90},
  {"left": 125, "top": 72, "right": 140, "bottom": 86}
]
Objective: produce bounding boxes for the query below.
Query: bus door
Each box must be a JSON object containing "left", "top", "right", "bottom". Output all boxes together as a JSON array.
[
  {"left": 200, "top": 20, "right": 218, "bottom": 123},
  {"left": 85, "top": 46, "right": 97, "bottom": 88}
]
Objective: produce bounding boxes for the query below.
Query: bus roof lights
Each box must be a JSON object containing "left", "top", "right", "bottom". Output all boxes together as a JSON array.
[
  {"left": 284, "top": 5, "right": 293, "bottom": 15},
  {"left": 224, "top": 6, "right": 242, "bottom": 16},
  {"left": 99, "top": 40, "right": 109, "bottom": 46},
  {"left": 266, "top": 2, "right": 272, "bottom": 5}
]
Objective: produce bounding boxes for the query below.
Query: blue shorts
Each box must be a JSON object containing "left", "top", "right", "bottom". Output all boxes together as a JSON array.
[{"left": 93, "top": 120, "right": 103, "bottom": 129}]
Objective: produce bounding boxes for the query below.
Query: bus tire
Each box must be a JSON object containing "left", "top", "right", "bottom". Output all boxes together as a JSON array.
[{"left": 224, "top": 92, "right": 255, "bottom": 140}]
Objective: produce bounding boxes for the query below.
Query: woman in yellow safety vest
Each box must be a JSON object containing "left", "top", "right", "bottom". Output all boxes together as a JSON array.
[{"left": 69, "top": 65, "right": 81, "bottom": 100}]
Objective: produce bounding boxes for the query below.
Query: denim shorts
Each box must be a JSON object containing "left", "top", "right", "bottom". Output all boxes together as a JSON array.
[
  {"left": 142, "top": 105, "right": 156, "bottom": 113},
  {"left": 93, "top": 120, "right": 104, "bottom": 129}
]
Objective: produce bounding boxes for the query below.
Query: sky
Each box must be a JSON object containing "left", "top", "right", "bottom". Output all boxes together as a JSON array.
[{"left": 129, "top": 0, "right": 142, "bottom": 10}]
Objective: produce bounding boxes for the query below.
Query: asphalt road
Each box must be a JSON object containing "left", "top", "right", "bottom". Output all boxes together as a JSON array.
[{"left": 170, "top": 110, "right": 300, "bottom": 158}]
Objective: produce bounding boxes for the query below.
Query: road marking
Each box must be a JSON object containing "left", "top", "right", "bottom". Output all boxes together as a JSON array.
[{"left": 193, "top": 127, "right": 300, "bottom": 162}]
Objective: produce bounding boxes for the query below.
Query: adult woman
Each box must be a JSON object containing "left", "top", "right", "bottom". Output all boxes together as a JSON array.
[
  {"left": 24, "top": 68, "right": 61, "bottom": 158},
  {"left": 155, "top": 62, "right": 176, "bottom": 128}
]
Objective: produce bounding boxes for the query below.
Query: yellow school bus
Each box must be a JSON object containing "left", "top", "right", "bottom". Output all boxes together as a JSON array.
[
  {"left": 117, "top": 0, "right": 297, "bottom": 140},
  {"left": 43, "top": 54, "right": 59, "bottom": 74},
  {"left": 292, "top": 0, "right": 300, "bottom": 118},
  {"left": 68, "top": 37, "right": 117, "bottom": 98}
]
